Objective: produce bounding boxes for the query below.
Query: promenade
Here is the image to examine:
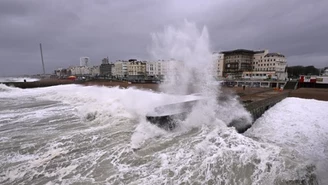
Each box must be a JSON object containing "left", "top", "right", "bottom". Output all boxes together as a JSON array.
[{"left": 2, "top": 78, "right": 327, "bottom": 101}]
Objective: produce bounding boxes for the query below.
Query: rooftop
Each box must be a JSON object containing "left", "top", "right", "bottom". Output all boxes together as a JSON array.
[
  {"left": 220, "top": 49, "right": 255, "bottom": 55},
  {"left": 265, "top": 53, "right": 285, "bottom": 57}
]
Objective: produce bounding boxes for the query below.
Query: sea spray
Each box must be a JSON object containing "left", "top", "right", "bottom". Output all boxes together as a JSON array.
[
  {"left": 0, "top": 84, "right": 320, "bottom": 184},
  {"left": 0, "top": 21, "right": 320, "bottom": 185},
  {"left": 148, "top": 20, "right": 252, "bottom": 131},
  {"left": 150, "top": 20, "right": 218, "bottom": 97}
]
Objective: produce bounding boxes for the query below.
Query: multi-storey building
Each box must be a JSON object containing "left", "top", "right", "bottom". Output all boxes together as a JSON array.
[
  {"left": 220, "top": 49, "right": 256, "bottom": 78},
  {"left": 99, "top": 63, "right": 113, "bottom": 76},
  {"left": 54, "top": 68, "right": 71, "bottom": 77},
  {"left": 220, "top": 49, "right": 288, "bottom": 80},
  {"left": 246, "top": 51, "right": 287, "bottom": 80},
  {"left": 146, "top": 60, "right": 162, "bottom": 77},
  {"left": 67, "top": 66, "right": 99, "bottom": 76},
  {"left": 113, "top": 60, "right": 128, "bottom": 78},
  {"left": 127, "top": 59, "right": 146, "bottom": 79},
  {"left": 213, "top": 52, "right": 224, "bottom": 78}
]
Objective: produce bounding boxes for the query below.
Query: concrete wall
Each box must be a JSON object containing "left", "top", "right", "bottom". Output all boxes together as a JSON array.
[{"left": 244, "top": 91, "right": 290, "bottom": 121}]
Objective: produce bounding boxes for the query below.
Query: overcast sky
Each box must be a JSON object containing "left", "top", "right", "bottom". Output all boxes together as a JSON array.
[{"left": 0, "top": 0, "right": 327, "bottom": 76}]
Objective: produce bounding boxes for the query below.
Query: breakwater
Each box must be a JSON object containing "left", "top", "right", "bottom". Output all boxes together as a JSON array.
[
  {"left": 1, "top": 80, "right": 76, "bottom": 89},
  {"left": 242, "top": 91, "right": 291, "bottom": 121},
  {"left": 0, "top": 79, "right": 160, "bottom": 91}
]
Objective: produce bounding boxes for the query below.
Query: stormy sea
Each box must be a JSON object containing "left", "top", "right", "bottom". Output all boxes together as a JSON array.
[{"left": 1, "top": 21, "right": 328, "bottom": 185}]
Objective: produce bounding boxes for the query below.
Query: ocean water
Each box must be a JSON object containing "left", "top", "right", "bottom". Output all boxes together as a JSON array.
[
  {"left": 1, "top": 21, "right": 326, "bottom": 184},
  {"left": 0, "top": 84, "right": 326, "bottom": 185}
]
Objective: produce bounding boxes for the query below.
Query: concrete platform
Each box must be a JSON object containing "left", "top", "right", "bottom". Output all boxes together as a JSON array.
[{"left": 240, "top": 90, "right": 291, "bottom": 121}]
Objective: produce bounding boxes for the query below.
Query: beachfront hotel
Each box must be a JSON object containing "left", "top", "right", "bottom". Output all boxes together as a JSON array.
[{"left": 219, "top": 49, "right": 288, "bottom": 80}]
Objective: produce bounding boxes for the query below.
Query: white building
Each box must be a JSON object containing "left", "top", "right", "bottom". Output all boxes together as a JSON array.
[
  {"left": 80, "top": 57, "right": 90, "bottom": 67},
  {"left": 69, "top": 66, "right": 91, "bottom": 76},
  {"left": 127, "top": 60, "right": 146, "bottom": 78},
  {"left": 213, "top": 52, "right": 224, "bottom": 78},
  {"left": 113, "top": 60, "right": 128, "bottom": 78},
  {"left": 251, "top": 52, "right": 288, "bottom": 80},
  {"left": 146, "top": 60, "right": 162, "bottom": 77},
  {"left": 220, "top": 49, "right": 288, "bottom": 80},
  {"left": 146, "top": 60, "right": 175, "bottom": 78}
]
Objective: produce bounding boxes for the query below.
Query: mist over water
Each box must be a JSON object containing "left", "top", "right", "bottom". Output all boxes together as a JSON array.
[
  {"left": 0, "top": 21, "right": 324, "bottom": 185},
  {"left": 150, "top": 20, "right": 217, "bottom": 96}
]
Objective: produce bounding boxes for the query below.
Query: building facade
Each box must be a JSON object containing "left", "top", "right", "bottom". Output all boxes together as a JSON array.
[
  {"left": 213, "top": 52, "right": 224, "bottom": 78},
  {"left": 127, "top": 59, "right": 146, "bottom": 80},
  {"left": 220, "top": 49, "right": 255, "bottom": 78},
  {"left": 99, "top": 63, "right": 113, "bottom": 76},
  {"left": 113, "top": 60, "right": 128, "bottom": 79},
  {"left": 220, "top": 49, "right": 288, "bottom": 80},
  {"left": 69, "top": 66, "right": 91, "bottom": 76},
  {"left": 54, "top": 68, "right": 71, "bottom": 77}
]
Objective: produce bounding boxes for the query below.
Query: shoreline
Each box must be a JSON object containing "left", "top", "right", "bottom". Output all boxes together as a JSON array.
[{"left": 1, "top": 79, "right": 328, "bottom": 101}]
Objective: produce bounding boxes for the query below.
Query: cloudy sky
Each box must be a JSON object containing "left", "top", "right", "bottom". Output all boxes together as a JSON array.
[{"left": 0, "top": 0, "right": 327, "bottom": 76}]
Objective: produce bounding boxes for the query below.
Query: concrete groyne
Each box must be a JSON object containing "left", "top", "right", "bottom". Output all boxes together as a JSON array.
[
  {"left": 0, "top": 79, "right": 160, "bottom": 91},
  {"left": 242, "top": 91, "right": 290, "bottom": 121},
  {"left": 1, "top": 80, "right": 76, "bottom": 89}
]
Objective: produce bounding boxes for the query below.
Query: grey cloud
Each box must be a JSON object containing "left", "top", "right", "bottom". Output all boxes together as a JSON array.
[{"left": 0, "top": 0, "right": 327, "bottom": 76}]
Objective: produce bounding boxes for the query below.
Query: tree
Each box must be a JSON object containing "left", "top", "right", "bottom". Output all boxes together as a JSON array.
[{"left": 287, "top": 65, "right": 320, "bottom": 78}]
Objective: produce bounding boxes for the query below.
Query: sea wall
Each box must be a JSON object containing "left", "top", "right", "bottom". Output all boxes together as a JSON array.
[
  {"left": 244, "top": 91, "right": 290, "bottom": 121},
  {"left": 1, "top": 80, "right": 75, "bottom": 89}
]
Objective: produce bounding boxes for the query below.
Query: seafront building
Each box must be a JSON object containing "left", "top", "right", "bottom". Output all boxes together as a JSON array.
[
  {"left": 146, "top": 60, "right": 164, "bottom": 78},
  {"left": 219, "top": 49, "right": 288, "bottom": 81},
  {"left": 127, "top": 59, "right": 147, "bottom": 80},
  {"left": 112, "top": 60, "right": 128, "bottom": 79},
  {"left": 99, "top": 58, "right": 114, "bottom": 77},
  {"left": 213, "top": 52, "right": 224, "bottom": 78},
  {"left": 53, "top": 49, "right": 288, "bottom": 82}
]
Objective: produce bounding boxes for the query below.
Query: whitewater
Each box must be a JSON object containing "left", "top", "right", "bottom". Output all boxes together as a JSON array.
[
  {"left": 1, "top": 21, "right": 328, "bottom": 184},
  {"left": 0, "top": 84, "right": 327, "bottom": 184}
]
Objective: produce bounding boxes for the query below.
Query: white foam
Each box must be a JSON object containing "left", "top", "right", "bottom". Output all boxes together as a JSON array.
[
  {"left": 245, "top": 97, "right": 328, "bottom": 184},
  {"left": 0, "top": 21, "right": 323, "bottom": 184}
]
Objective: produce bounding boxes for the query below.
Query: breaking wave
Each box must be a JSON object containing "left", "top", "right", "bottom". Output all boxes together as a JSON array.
[
  {"left": 0, "top": 20, "right": 324, "bottom": 184},
  {"left": 0, "top": 84, "right": 322, "bottom": 184}
]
